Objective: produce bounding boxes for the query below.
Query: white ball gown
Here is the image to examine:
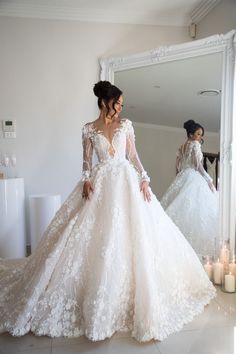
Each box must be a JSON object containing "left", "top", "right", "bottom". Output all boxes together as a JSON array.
[
  {"left": 0, "top": 119, "right": 215, "bottom": 342},
  {"left": 161, "top": 139, "right": 219, "bottom": 258}
]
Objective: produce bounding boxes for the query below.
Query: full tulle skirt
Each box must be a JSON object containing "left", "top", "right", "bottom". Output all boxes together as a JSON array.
[
  {"left": 0, "top": 159, "right": 215, "bottom": 342},
  {"left": 161, "top": 167, "right": 220, "bottom": 258}
]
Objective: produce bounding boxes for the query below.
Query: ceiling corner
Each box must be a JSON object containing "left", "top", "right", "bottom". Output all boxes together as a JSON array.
[{"left": 190, "top": 0, "right": 222, "bottom": 24}]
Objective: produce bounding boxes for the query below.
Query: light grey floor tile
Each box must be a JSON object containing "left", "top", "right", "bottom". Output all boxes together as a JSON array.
[
  {"left": 52, "top": 338, "right": 109, "bottom": 354},
  {"left": 108, "top": 337, "right": 160, "bottom": 354},
  {"left": 52, "top": 336, "right": 160, "bottom": 354},
  {"left": 215, "top": 286, "right": 236, "bottom": 318},
  {"left": 0, "top": 333, "right": 52, "bottom": 354},
  {"left": 15, "top": 347, "right": 51, "bottom": 354},
  {"left": 183, "top": 298, "right": 236, "bottom": 331},
  {"left": 156, "top": 326, "right": 235, "bottom": 354},
  {"left": 52, "top": 335, "right": 89, "bottom": 347}
]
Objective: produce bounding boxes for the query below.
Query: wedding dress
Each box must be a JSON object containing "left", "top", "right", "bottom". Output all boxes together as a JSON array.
[
  {"left": 161, "top": 140, "right": 219, "bottom": 258},
  {"left": 0, "top": 119, "right": 215, "bottom": 342}
]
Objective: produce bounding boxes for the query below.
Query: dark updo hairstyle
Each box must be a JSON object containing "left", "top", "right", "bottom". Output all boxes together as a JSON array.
[
  {"left": 93, "top": 80, "right": 123, "bottom": 117},
  {"left": 183, "top": 119, "right": 204, "bottom": 139}
]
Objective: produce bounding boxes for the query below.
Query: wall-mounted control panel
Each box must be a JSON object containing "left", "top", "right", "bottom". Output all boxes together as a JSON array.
[{"left": 2, "top": 120, "right": 16, "bottom": 138}]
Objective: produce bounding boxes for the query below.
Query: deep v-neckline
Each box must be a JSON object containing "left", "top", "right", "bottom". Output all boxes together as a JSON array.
[{"left": 91, "top": 119, "right": 125, "bottom": 146}]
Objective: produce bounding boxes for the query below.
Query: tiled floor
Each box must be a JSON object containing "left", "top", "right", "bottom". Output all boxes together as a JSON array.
[{"left": 0, "top": 287, "right": 235, "bottom": 354}]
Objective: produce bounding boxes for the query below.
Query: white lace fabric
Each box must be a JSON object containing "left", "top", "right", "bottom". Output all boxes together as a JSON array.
[
  {"left": 176, "top": 140, "right": 212, "bottom": 183},
  {"left": 82, "top": 119, "right": 150, "bottom": 183},
  {"left": 162, "top": 140, "right": 219, "bottom": 257},
  {"left": 0, "top": 120, "right": 215, "bottom": 342}
]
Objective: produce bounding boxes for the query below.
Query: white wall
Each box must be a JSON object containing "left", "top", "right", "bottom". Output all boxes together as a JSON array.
[
  {"left": 133, "top": 122, "right": 220, "bottom": 199},
  {"left": 0, "top": 16, "right": 189, "bottom": 243},
  {"left": 196, "top": 0, "right": 236, "bottom": 39}
]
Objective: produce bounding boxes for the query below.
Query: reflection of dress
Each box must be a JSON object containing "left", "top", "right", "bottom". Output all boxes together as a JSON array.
[
  {"left": 161, "top": 140, "right": 219, "bottom": 258},
  {"left": 0, "top": 120, "right": 215, "bottom": 342}
]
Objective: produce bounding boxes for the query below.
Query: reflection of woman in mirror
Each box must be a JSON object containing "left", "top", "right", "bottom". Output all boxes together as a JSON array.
[
  {"left": 161, "top": 119, "right": 219, "bottom": 259},
  {"left": 0, "top": 85, "right": 216, "bottom": 342}
]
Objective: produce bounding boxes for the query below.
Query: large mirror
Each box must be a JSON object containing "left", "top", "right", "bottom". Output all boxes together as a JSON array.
[{"left": 100, "top": 30, "right": 236, "bottom": 256}]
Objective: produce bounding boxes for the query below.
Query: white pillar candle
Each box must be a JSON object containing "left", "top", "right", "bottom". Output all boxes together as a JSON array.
[
  {"left": 224, "top": 273, "right": 235, "bottom": 292},
  {"left": 229, "top": 262, "right": 236, "bottom": 277},
  {"left": 220, "top": 244, "right": 230, "bottom": 273},
  {"left": 213, "top": 259, "right": 223, "bottom": 284},
  {"left": 204, "top": 262, "right": 213, "bottom": 280}
]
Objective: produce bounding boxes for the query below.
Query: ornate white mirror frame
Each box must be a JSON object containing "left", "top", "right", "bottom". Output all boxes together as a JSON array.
[{"left": 100, "top": 30, "right": 236, "bottom": 254}]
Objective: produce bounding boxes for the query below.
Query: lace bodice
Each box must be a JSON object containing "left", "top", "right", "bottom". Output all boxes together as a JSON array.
[
  {"left": 82, "top": 118, "right": 150, "bottom": 183},
  {"left": 176, "top": 140, "right": 212, "bottom": 183}
]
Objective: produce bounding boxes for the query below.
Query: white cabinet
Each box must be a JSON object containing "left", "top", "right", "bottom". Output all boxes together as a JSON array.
[{"left": 0, "top": 178, "right": 26, "bottom": 258}]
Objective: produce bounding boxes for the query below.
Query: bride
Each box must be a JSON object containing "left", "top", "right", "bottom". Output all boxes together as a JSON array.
[
  {"left": 0, "top": 82, "right": 215, "bottom": 342},
  {"left": 161, "top": 119, "right": 219, "bottom": 259}
]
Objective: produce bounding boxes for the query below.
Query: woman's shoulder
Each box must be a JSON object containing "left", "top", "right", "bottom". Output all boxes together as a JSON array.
[
  {"left": 179, "top": 140, "right": 201, "bottom": 155},
  {"left": 121, "top": 118, "right": 133, "bottom": 130},
  {"left": 186, "top": 140, "right": 201, "bottom": 147},
  {"left": 121, "top": 118, "right": 136, "bottom": 136},
  {"left": 189, "top": 140, "right": 202, "bottom": 154},
  {"left": 83, "top": 119, "right": 97, "bottom": 128},
  {"left": 121, "top": 117, "right": 131, "bottom": 124},
  {"left": 82, "top": 121, "right": 96, "bottom": 137},
  {"left": 191, "top": 140, "right": 201, "bottom": 147}
]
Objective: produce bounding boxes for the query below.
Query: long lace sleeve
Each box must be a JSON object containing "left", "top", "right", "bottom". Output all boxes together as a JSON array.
[
  {"left": 191, "top": 141, "right": 212, "bottom": 183},
  {"left": 176, "top": 148, "right": 182, "bottom": 174},
  {"left": 126, "top": 120, "right": 150, "bottom": 183},
  {"left": 82, "top": 124, "right": 93, "bottom": 182}
]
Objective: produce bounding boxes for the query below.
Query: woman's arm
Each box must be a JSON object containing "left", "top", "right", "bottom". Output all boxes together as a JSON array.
[
  {"left": 126, "top": 120, "right": 150, "bottom": 183},
  {"left": 191, "top": 141, "right": 215, "bottom": 190},
  {"left": 176, "top": 149, "right": 182, "bottom": 175},
  {"left": 82, "top": 125, "right": 94, "bottom": 199},
  {"left": 126, "top": 120, "right": 151, "bottom": 202}
]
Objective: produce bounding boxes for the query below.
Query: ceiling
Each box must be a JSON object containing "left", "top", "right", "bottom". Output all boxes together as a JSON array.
[
  {"left": 115, "top": 52, "right": 222, "bottom": 132},
  {"left": 0, "top": 0, "right": 221, "bottom": 26},
  {"left": 0, "top": 0, "right": 223, "bottom": 132}
]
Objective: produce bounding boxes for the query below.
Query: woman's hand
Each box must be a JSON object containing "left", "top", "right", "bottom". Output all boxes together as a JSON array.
[
  {"left": 208, "top": 181, "right": 216, "bottom": 193},
  {"left": 140, "top": 180, "right": 151, "bottom": 202},
  {"left": 82, "top": 181, "right": 94, "bottom": 200}
]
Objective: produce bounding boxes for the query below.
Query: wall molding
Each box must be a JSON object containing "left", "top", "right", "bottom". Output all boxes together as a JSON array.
[{"left": 0, "top": 0, "right": 222, "bottom": 26}]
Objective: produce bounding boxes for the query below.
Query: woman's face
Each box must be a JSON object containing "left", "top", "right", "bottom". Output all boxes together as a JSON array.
[
  {"left": 106, "top": 95, "right": 124, "bottom": 116},
  {"left": 190, "top": 128, "right": 203, "bottom": 142}
]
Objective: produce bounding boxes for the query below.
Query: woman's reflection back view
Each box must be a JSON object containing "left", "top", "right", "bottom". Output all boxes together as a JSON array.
[{"left": 161, "top": 119, "right": 219, "bottom": 259}]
